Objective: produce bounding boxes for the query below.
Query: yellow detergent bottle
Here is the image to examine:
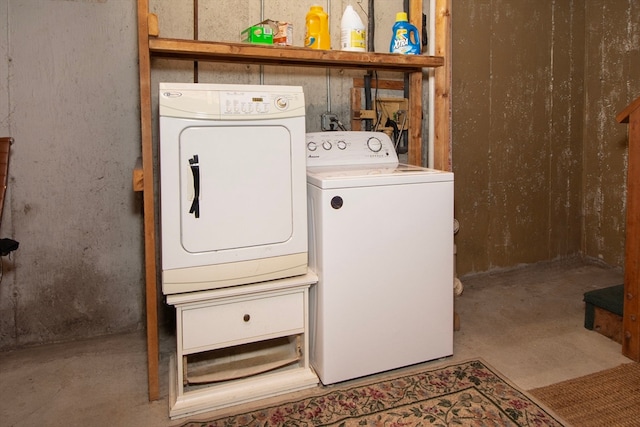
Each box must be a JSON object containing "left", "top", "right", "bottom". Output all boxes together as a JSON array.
[{"left": 305, "top": 5, "right": 330, "bottom": 50}]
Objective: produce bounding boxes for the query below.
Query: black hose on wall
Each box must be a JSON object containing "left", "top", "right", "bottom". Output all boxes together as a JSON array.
[{"left": 368, "top": 0, "right": 375, "bottom": 52}]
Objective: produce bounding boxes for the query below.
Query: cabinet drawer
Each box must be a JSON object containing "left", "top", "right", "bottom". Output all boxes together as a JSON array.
[{"left": 182, "top": 291, "right": 304, "bottom": 353}]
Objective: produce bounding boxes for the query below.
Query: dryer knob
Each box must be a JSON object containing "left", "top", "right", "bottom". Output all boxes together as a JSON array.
[
  {"left": 322, "top": 141, "right": 332, "bottom": 150},
  {"left": 337, "top": 140, "right": 347, "bottom": 150},
  {"left": 307, "top": 141, "right": 318, "bottom": 151},
  {"left": 275, "top": 97, "right": 289, "bottom": 110}
]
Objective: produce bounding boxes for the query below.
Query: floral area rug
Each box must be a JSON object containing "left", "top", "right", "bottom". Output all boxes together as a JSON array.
[{"left": 181, "top": 359, "right": 565, "bottom": 426}]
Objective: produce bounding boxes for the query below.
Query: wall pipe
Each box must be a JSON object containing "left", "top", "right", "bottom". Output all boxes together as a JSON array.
[
  {"left": 193, "top": 0, "right": 198, "bottom": 82},
  {"left": 325, "top": 0, "right": 332, "bottom": 114},
  {"left": 364, "top": 0, "right": 375, "bottom": 131},
  {"left": 260, "top": 0, "right": 265, "bottom": 84},
  {"left": 427, "top": 0, "right": 435, "bottom": 168},
  {"left": 368, "top": 0, "right": 375, "bottom": 52}
]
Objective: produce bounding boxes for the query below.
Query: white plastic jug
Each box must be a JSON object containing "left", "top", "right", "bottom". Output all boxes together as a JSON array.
[{"left": 340, "top": 5, "right": 366, "bottom": 52}]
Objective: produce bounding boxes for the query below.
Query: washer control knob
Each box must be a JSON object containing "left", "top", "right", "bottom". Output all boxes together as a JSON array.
[
  {"left": 307, "top": 141, "right": 318, "bottom": 151},
  {"left": 322, "top": 141, "right": 332, "bottom": 150},
  {"left": 337, "top": 140, "right": 347, "bottom": 150},
  {"left": 367, "top": 136, "right": 383, "bottom": 152}
]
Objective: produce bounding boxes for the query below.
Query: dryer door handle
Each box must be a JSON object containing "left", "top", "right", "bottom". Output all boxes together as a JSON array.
[{"left": 188, "top": 155, "right": 200, "bottom": 218}]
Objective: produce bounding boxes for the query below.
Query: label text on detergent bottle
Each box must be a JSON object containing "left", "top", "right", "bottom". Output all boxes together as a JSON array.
[{"left": 393, "top": 29, "right": 409, "bottom": 52}]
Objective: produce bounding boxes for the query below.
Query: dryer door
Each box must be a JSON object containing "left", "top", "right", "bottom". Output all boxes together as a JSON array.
[{"left": 179, "top": 124, "right": 293, "bottom": 253}]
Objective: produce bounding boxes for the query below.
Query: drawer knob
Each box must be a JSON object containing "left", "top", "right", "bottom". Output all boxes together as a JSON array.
[{"left": 243, "top": 314, "right": 250, "bottom": 322}]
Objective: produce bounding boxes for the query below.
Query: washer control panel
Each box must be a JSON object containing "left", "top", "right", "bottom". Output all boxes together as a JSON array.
[{"left": 306, "top": 131, "right": 399, "bottom": 167}]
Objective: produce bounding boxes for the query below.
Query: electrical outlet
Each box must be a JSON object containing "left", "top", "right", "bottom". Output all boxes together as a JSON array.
[{"left": 321, "top": 113, "right": 338, "bottom": 131}]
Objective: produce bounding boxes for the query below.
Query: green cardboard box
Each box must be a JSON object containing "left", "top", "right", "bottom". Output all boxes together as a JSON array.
[{"left": 241, "top": 23, "right": 274, "bottom": 45}]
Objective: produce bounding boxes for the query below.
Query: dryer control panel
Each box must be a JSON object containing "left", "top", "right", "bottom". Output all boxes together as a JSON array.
[
  {"left": 219, "top": 91, "right": 293, "bottom": 116},
  {"left": 159, "top": 82, "right": 305, "bottom": 120},
  {"left": 306, "top": 131, "right": 399, "bottom": 167}
]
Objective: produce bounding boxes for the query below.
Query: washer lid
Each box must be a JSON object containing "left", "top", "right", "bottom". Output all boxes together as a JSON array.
[{"left": 307, "top": 163, "right": 453, "bottom": 189}]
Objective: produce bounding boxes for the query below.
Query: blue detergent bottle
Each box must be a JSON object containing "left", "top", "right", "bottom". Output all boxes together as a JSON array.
[{"left": 389, "top": 12, "right": 421, "bottom": 55}]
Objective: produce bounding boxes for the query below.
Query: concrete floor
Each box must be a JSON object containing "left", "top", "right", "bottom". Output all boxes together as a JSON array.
[{"left": 0, "top": 258, "right": 632, "bottom": 426}]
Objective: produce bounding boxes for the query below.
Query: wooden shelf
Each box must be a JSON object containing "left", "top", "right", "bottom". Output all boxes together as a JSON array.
[
  {"left": 149, "top": 38, "right": 444, "bottom": 72},
  {"left": 137, "top": 0, "right": 452, "bottom": 403}
]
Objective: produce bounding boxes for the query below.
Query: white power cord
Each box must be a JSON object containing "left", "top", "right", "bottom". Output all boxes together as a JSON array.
[{"left": 453, "top": 218, "right": 464, "bottom": 296}]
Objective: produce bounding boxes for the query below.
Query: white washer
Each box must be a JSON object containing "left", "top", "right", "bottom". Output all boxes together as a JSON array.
[
  {"left": 306, "top": 131, "right": 454, "bottom": 385},
  {"left": 159, "top": 83, "right": 308, "bottom": 294}
]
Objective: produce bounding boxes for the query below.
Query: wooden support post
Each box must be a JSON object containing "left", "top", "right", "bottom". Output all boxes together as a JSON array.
[
  {"left": 350, "top": 88, "right": 362, "bottom": 131},
  {"left": 136, "top": 0, "right": 160, "bottom": 401},
  {"left": 408, "top": 71, "right": 423, "bottom": 166},
  {"left": 408, "top": 0, "right": 423, "bottom": 166},
  {"left": 433, "top": 0, "right": 451, "bottom": 172},
  {"left": 617, "top": 96, "right": 640, "bottom": 362},
  {"left": 350, "top": 78, "right": 406, "bottom": 133}
]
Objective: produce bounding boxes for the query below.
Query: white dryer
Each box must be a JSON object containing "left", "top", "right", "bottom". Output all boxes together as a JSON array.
[
  {"left": 159, "top": 83, "right": 308, "bottom": 294},
  {"left": 306, "top": 131, "right": 454, "bottom": 385}
]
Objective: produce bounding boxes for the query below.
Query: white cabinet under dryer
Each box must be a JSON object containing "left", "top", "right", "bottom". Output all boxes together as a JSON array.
[{"left": 159, "top": 83, "right": 308, "bottom": 294}]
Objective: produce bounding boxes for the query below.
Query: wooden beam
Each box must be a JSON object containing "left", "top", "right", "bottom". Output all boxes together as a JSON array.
[
  {"left": 617, "top": 96, "right": 640, "bottom": 124},
  {"left": 407, "top": 0, "right": 423, "bottom": 166},
  {"left": 137, "top": 0, "right": 160, "bottom": 401},
  {"left": 619, "top": 99, "right": 640, "bottom": 361},
  {"left": 350, "top": 88, "right": 362, "bottom": 131},
  {"left": 433, "top": 0, "right": 452, "bottom": 172},
  {"left": 408, "top": 71, "right": 422, "bottom": 166},
  {"left": 148, "top": 13, "right": 159, "bottom": 37},
  {"left": 0, "top": 137, "right": 13, "bottom": 221},
  {"left": 132, "top": 157, "right": 143, "bottom": 192},
  {"left": 352, "top": 78, "right": 405, "bottom": 90},
  {"left": 350, "top": 78, "right": 407, "bottom": 133}
]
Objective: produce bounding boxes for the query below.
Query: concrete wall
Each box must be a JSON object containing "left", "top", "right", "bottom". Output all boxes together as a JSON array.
[
  {"left": 582, "top": 1, "right": 640, "bottom": 265},
  {"left": 452, "top": 0, "right": 640, "bottom": 275},
  {"left": 0, "top": 0, "right": 428, "bottom": 350},
  {"left": 0, "top": 0, "right": 637, "bottom": 349},
  {"left": 0, "top": 0, "right": 144, "bottom": 349}
]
